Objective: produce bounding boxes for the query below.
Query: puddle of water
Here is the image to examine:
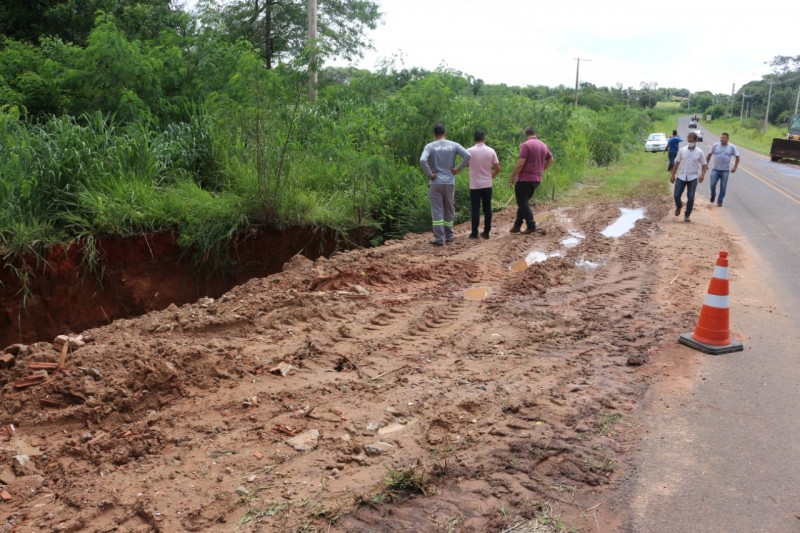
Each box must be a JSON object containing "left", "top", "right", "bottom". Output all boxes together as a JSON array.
[
  {"left": 576, "top": 259, "right": 601, "bottom": 269},
  {"left": 600, "top": 208, "right": 646, "bottom": 238},
  {"left": 554, "top": 208, "right": 574, "bottom": 226},
  {"left": 464, "top": 287, "right": 490, "bottom": 300},
  {"left": 510, "top": 251, "right": 562, "bottom": 271}
]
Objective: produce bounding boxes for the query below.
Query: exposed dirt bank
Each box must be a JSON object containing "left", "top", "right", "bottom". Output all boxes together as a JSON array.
[
  {"left": 0, "top": 196, "right": 741, "bottom": 532},
  {"left": 0, "top": 226, "right": 344, "bottom": 347}
]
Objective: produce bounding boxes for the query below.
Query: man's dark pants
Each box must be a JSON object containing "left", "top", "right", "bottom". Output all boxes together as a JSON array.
[
  {"left": 470, "top": 187, "right": 492, "bottom": 234},
  {"left": 668, "top": 151, "right": 678, "bottom": 171},
  {"left": 673, "top": 178, "right": 698, "bottom": 218},
  {"left": 514, "top": 180, "right": 540, "bottom": 229}
]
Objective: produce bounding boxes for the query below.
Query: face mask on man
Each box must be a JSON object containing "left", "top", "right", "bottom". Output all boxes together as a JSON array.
[{"left": 688, "top": 142, "right": 696, "bottom": 149}]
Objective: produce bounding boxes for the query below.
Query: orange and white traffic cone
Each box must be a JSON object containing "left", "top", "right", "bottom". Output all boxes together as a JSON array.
[{"left": 678, "top": 250, "right": 744, "bottom": 355}]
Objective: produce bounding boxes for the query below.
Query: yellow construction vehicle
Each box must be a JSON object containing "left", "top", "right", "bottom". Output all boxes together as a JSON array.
[{"left": 769, "top": 114, "right": 800, "bottom": 162}]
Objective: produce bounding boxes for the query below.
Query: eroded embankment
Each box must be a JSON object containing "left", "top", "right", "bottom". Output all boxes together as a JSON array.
[{"left": 0, "top": 226, "right": 346, "bottom": 347}]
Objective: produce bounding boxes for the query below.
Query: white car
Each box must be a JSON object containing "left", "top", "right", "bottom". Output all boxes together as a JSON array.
[
  {"left": 645, "top": 133, "right": 668, "bottom": 152},
  {"left": 695, "top": 130, "right": 704, "bottom": 142}
]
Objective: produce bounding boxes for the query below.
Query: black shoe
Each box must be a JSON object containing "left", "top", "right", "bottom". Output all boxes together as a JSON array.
[
  {"left": 717, "top": 202, "right": 722, "bottom": 207},
  {"left": 522, "top": 226, "right": 536, "bottom": 234},
  {"left": 480, "top": 232, "right": 490, "bottom": 239},
  {"left": 710, "top": 195, "right": 715, "bottom": 203},
  {"left": 684, "top": 216, "right": 691, "bottom": 222},
  {"left": 509, "top": 225, "right": 521, "bottom": 234},
  {"left": 675, "top": 206, "right": 682, "bottom": 216},
  {"left": 469, "top": 232, "right": 479, "bottom": 239},
  {"left": 430, "top": 240, "right": 444, "bottom": 246},
  {"left": 445, "top": 237, "right": 454, "bottom": 243}
]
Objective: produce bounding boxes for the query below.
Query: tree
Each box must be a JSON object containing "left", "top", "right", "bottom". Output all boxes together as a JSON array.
[
  {"left": 0, "top": 0, "right": 186, "bottom": 46},
  {"left": 202, "top": 0, "right": 381, "bottom": 69}
]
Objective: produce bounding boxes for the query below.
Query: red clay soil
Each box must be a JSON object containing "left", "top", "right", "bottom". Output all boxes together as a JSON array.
[
  {"left": 0, "top": 226, "right": 344, "bottom": 348},
  {"left": 0, "top": 197, "right": 740, "bottom": 532}
]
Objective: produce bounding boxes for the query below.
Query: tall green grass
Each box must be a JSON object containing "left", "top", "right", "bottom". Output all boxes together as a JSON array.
[{"left": 1, "top": 71, "right": 662, "bottom": 278}]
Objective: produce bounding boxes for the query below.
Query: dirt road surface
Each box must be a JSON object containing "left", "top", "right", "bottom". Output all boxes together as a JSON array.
[{"left": 0, "top": 194, "right": 742, "bottom": 532}]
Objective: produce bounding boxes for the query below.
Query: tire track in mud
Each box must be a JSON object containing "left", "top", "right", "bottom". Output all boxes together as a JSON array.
[{"left": 1, "top": 198, "right": 693, "bottom": 533}]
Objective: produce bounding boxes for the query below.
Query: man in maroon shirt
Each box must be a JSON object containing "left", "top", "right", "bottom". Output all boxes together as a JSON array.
[{"left": 508, "top": 126, "right": 554, "bottom": 233}]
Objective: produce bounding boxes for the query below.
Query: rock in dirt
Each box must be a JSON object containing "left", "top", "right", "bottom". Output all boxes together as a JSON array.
[
  {"left": 626, "top": 354, "right": 649, "bottom": 366},
  {"left": 364, "top": 442, "right": 395, "bottom": 456},
  {"left": 12, "top": 455, "right": 37, "bottom": 476},
  {"left": 283, "top": 254, "right": 313, "bottom": 272},
  {"left": 286, "top": 429, "right": 320, "bottom": 452}
]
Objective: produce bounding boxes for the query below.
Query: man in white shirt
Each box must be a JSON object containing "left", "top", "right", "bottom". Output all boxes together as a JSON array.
[
  {"left": 706, "top": 132, "right": 740, "bottom": 207},
  {"left": 670, "top": 131, "right": 707, "bottom": 222},
  {"left": 466, "top": 130, "right": 501, "bottom": 239}
]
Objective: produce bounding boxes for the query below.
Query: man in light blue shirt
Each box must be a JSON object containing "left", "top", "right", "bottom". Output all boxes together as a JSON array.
[
  {"left": 419, "top": 124, "right": 471, "bottom": 245},
  {"left": 706, "top": 132, "right": 740, "bottom": 207}
]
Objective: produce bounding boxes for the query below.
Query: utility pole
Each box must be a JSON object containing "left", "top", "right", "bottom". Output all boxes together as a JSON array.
[
  {"left": 727, "top": 83, "right": 735, "bottom": 118},
  {"left": 574, "top": 58, "right": 591, "bottom": 107},
  {"left": 764, "top": 80, "right": 773, "bottom": 133},
  {"left": 740, "top": 92, "right": 750, "bottom": 122},
  {"left": 308, "top": 0, "right": 318, "bottom": 101},
  {"left": 795, "top": 82, "right": 799, "bottom": 114}
]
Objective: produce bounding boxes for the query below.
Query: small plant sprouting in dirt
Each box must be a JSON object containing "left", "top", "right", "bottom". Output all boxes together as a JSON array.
[
  {"left": 365, "top": 463, "right": 434, "bottom": 505},
  {"left": 500, "top": 501, "right": 577, "bottom": 533},
  {"left": 384, "top": 463, "right": 432, "bottom": 496},
  {"left": 596, "top": 411, "right": 623, "bottom": 434}
]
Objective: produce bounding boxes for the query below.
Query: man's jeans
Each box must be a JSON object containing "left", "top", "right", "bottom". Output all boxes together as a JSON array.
[
  {"left": 674, "top": 178, "right": 698, "bottom": 218},
  {"left": 709, "top": 169, "right": 729, "bottom": 204},
  {"left": 668, "top": 151, "right": 678, "bottom": 171}
]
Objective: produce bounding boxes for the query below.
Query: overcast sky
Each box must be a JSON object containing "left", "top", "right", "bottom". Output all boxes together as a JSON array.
[{"left": 329, "top": 0, "right": 794, "bottom": 95}]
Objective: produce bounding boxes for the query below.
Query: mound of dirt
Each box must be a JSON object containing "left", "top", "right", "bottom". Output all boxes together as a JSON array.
[{"left": 0, "top": 197, "right": 737, "bottom": 532}]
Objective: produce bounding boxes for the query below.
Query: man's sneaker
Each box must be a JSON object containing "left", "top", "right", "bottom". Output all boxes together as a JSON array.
[
  {"left": 717, "top": 202, "right": 723, "bottom": 207},
  {"left": 445, "top": 237, "right": 454, "bottom": 243},
  {"left": 684, "top": 216, "right": 691, "bottom": 222},
  {"left": 480, "top": 232, "right": 490, "bottom": 239},
  {"left": 509, "top": 225, "right": 521, "bottom": 234},
  {"left": 710, "top": 194, "right": 715, "bottom": 203},
  {"left": 675, "top": 205, "right": 682, "bottom": 216},
  {"left": 469, "top": 232, "right": 479, "bottom": 239},
  {"left": 430, "top": 240, "right": 444, "bottom": 246},
  {"left": 522, "top": 226, "right": 537, "bottom": 234}
]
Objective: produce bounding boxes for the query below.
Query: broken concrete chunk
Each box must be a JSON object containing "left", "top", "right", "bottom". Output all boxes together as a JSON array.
[
  {"left": 363, "top": 441, "right": 394, "bottom": 456},
  {"left": 350, "top": 285, "right": 370, "bottom": 297},
  {"left": 269, "top": 363, "right": 296, "bottom": 377},
  {"left": 286, "top": 429, "right": 320, "bottom": 452},
  {"left": 12, "top": 455, "right": 37, "bottom": 476},
  {"left": 0, "top": 353, "right": 15, "bottom": 368},
  {"left": 53, "top": 335, "right": 86, "bottom": 352}
]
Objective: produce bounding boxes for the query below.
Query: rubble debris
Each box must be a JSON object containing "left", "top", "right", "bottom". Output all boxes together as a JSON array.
[
  {"left": 269, "top": 363, "right": 296, "bottom": 377},
  {"left": 363, "top": 442, "right": 394, "bottom": 456},
  {"left": 0, "top": 353, "right": 15, "bottom": 368},
  {"left": 13, "top": 371, "right": 49, "bottom": 389},
  {"left": 286, "top": 429, "right": 320, "bottom": 452},
  {"left": 53, "top": 334, "right": 86, "bottom": 352}
]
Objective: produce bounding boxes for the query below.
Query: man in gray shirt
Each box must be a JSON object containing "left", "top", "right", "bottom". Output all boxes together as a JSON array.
[
  {"left": 419, "top": 123, "right": 471, "bottom": 245},
  {"left": 706, "top": 132, "right": 740, "bottom": 207}
]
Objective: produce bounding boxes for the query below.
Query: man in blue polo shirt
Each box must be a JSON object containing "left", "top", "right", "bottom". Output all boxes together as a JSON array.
[{"left": 666, "top": 130, "right": 682, "bottom": 172}]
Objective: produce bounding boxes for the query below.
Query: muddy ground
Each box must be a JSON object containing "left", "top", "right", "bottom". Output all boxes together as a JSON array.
[{"left": 0, "top": 194, "right": 739, "bottom": 532}]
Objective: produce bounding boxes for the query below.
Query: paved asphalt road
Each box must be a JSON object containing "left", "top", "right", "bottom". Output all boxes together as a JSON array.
[{"left": 619, "top": 118, "right": 800, "bottom": 532}]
